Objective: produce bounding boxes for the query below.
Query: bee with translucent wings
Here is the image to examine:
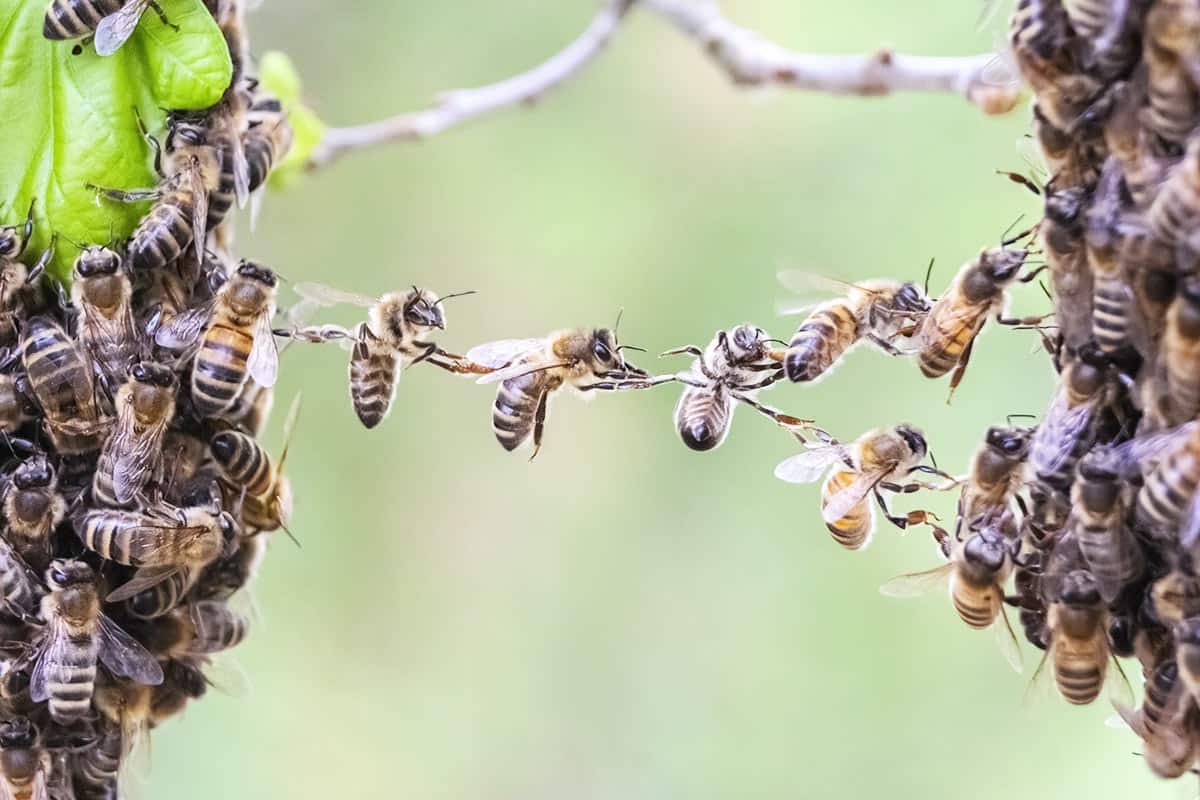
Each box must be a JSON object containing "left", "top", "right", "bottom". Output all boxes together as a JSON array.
[
  {"left": 468, "top": 325, "right": 669, "bottom": 459},
  {"left": 774, "top": 424, "right": 950, "bottom": 551},
  {"left": 91, "top": 0, "right": 178, "bottom": 56},
  {"left": 1028, "top": 344, "right": 1116, "bottom": 490},
  {"left": 0, "top": 716, "right": 49, "bottom": 800},
  {"left": 880, "top": 520, "right": 1024, "bottom": 672},
  {"left": 285, "top": 282, "right": 479, "bottom": 429}
]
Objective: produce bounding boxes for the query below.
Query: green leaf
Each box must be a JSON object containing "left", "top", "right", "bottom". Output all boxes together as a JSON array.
[
  {"left": 258, "top": 50, "right": 324, "bottom": 188},
  {"left": 0, "top": 0, "right": 232, "bottom": 283}
]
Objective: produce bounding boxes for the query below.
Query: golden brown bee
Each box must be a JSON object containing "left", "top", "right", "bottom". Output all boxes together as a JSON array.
[
  {"left": 77, "top": 503, "right": 227, "bottom": 573},
  {"left": 1100, "top": 420, "right": 1200, "bottom": 541},
  {"left": 30, "top": 560, "right": 162, "bottom": 724},
  {"left": 43, "top": 0, "right": 176, "bottom": 55},
  {"left": 1040, "top": 183, "right": 1093, "bottom": 350},
  {"left": 92, "top": 362, "right": 176, "bottom": 507},
  {"left": 1149, "top": 136, "right": 1200, "bottom": 247},
  {"left": 20, "top": 316, "right": 109, "bottom": 456},
  {"left": 1142, "top": 0, "right": 1200, "bottom": 152},
  {"left": 148, "top": 660, "right": 208, "bottom": 727},
  {"left": 774, "top": 424, "right": 946, "bottom": 550},
  {"left": 1115, "top": 656, "right": 1198, "bottom": 778},
  {"left": 90, "top": 113, "right": 220, "bottom": 272},
  {"left": 1036, "top": 569, "right": 1122, "bottom": 705},
  {"left": 1085, "top": 160, "right": 1138, "bottom": 357},
  {"left": 957, "top": 424, "right": 1033, "bottom": 530},
  {"left": 1028, "top": 345, "right": 1113, "bottom": 490},
  {"left": 289, "top": 283, "right": 479, "bottom": 429},
  {"left": 1009, "top": 0, "right": 1104, "bottom": 131},
  {"left": 209, "top": 395, "right": 300, "bottom": 534},
  {"left": 662, "top": 324, "right": 808, "bottom": 452},
  {"left": 776, "top": 274, "right": 930, "bottom": 383},
  {"left": 0, "top": 717, "right": 48, "bottom": 800},
  {"left": 881, "top": 522, "right": 1023, "bottom": 671},
  {"left": 2, "top": 456, "right": 66, "bottom": 573},
  {"left": 92, "top": 677, "right": 151, "bottom": 758},
  {"left": 155, "top": 260, "right": 278, "bottom": 418},
  {"left": 1070, "top": 454, "right": 1143, "bottom": 604},
  {"left": 243, "top": 88, "right": 294, "bottom": 195},
  {"left": 468, "top": 326, "right": 660, "bottom": 458},
  {"left": 205, "top": 84, "right": 251, "bottom": 230},
  {"left": 914, "top": 242, "right": 1031, "bottom": 395},
  {"left": 70, "top": 245, "right": 141, "bottom": 391}
]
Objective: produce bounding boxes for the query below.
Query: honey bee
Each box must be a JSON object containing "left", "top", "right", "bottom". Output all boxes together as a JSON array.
[
  {"left": 661, "top": 324, "right": 810, "bottom": 452},
  {"left": 0, "top": 202, "right": 50, "bottom": 344},
  {"left": 881, "top": 522, "right": 1023, "bottom": 671},
  {"left": 1114, "top": 657, "right": 1198, "bottom": 778},
  {"left": 1009, "top": 0, "right": 1104, "bottom": 131},
  {"left": 77, "top": 503, "right": 227, "bottom": 574},
  {"left": 0, "top": 538, "right": 42, "bottom": 623},
  {"left": 71, "top": 714, "right": 122, "bottom": 800},
  {"left": 467, "top": 326, "right": 663, "bottom": 458},
  {"left": 20, "top": 316, "right": 109, "bottom": 456},
  {"left": 1175, "top": 617, "right": 1200, "bottom": 706},
  {"left": 1142, "top": 0, "right": 1200, "bottom": 152},
  {"left": 1028, "top": 345, "right": 1113, "bottom": 490},
  {"left": 288, "top": 283, "right": 479, "bottom": 429},
  {"left": 914, "top": 241, "right": 1031, "bottom": 396},
  {"left": 0, "top": 717, "right": 48, "bottom": 800},
  {"left": 209, "top": 394, "right": 300, "bottom": 534},
  {"left": 1064, "top": 0, "right": 1143, "bottom": 81},
  {"left": 774, "top": 424, "right": 947, "bottom": 550},
  {"left": 204, "top": 85, "right": 252, "bottom": 230},
  {"left": 1159, "top": 274, "right": 1200, "bottom": 424},
  {"left": 776, "top": 274, "right": 930, "bottom": 383},
  {"left": 1040, "top": 183, "right": 1094, "bottom": 350},
  {"left": 90, "top": 113, "right": 220, "bottom": 272},
  {"left": 123, "top": 567, "right": 199, "bottom": 621},
  {"left": 91, "top": 677, "right": 151, "bottom": 761},
  {"left": 1085, "top": 160, "right": 1139, "bottom": 358},
  {"left": 1149, "top": 135, "right": 1200, "bottom": 247},
  {"left": 1032, "top": 104, "right": 1103, "bottom": 187},
  {"left": 43, "top": 0, "right": 177, "bottom": 55},
  {"left": 92, "top": 362, "right": 176, "bottom": 507},
  {"left": 191, "top": 533, "right": 263, "bottom": 604},
  {"left": 1151, "top": 564, "right": 1200, "bottom": 626},
  {"left": 222, "top": 379, "right": 273, "bottom": 437},
  {"left": 0, "top": 368, "right": 33, "bottom": 438},
  {"left": 243, "top": 88, "right": 294, "bottom": 195},
  {"left": 1099, "top": 420, "right": 1200, "bottom": 542},
  {"left": 70, "top": 245, "right": 142, "bottom": 393},
  {"left": 155, "top": 260, "right": 278, "bottom": 418},
  {"left": 30, "top": 560, "right": 162, "bottom": 724},
  {"left": 957, "top": 423, "right": 1033, "bottom": 531},
  {"left": 1034, "top": 568, "right": 1126, "bottom": 705},
  {"left": 141, "top": 601, "right": 248, "bottom": 659},
  {"left": 1070, "top": 454, "right": 1143, "bottom": 603},
  {"left": 2, "top": 456, "right": 66, "bottom": 574},
  {"left": 148, "top": 659, "right": 208, "bottom": 727}
]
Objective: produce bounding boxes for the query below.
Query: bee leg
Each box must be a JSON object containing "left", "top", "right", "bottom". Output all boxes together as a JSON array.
[
  {"left": 730, "top": 392, "right": 813, "bottom": 432},
  {"left": 866, "top": 333, "right": 906, "bottom": 356},
  {"left": 529, "top": 392, "right": 549, "bottom": 462},
  {"left": 583, "top": 374, "right": 676, "bottom": 391},
  {"left": 659, "top": 345, "right": 704, "bottom": 358},
  {"left": 718, "top": 330, "right": 734, "bottom": 364},
  {"left": 945, "top": 337, "right": 976, "bottom": 404},
  {"left": 738, "top": 373, "right": 783, "bottom": 391},
  {"left": 410, "top": 343, "right": 438, "bottom": 366},
  {"left": 86, "top": 185, "right": 163, "bottom": 204},
  {"left": 906, "top": 463, "right": 959, "bottom": 489},
  {"left": 147, "top": 1, "right": 181, "bottom": 32},
  {"left": 15, "top": 199, "right": 34, "bottom": 258},
  {"left": 26, "top": 235, "right": 55, "bottom": 286},
  {"left": 997, "top": 312, "right": 1053, "bottom": 327},
  {"left": 1018, "top": 265, "right": 1049, "bottom": 283}
]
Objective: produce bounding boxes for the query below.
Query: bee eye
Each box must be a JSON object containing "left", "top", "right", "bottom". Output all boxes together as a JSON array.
[
  {"left": 50, "top": 567, "right": 68, "bottom": 585},
  {"left": 1001, "top": 437, "right": 1023, "bottom": 454},
  {"left": 593, "top": 342, "right": 611, "bottom": 362}
]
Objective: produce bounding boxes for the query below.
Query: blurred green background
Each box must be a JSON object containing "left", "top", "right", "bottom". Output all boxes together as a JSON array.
[{"left": 147, "top": 1, "right": 1190, "bottom": 798}]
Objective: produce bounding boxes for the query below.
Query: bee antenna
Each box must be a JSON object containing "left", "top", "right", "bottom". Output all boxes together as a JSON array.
[
  {"left": 923, "top": 257, "right": 935, "bottom": 297},
  {"left": 432, "top": 290, "right": 477, "bottom": 306},
  {"left": 616, "top": 345, "right": 646, "bottom": 353},
  {"left": 613, "top": 307, "right": 624, "bottom": 336},
  {"left": 1006, "top": 413, "right": 1037, "bottom": 424},
  {"left": 1038, "top": 278, "right": 1052, "bottom": 301},
  {"left": 280, "top": 524, "right": 301, "bottom": 549},
  {"left": 764, "top": 338, "right": 789, "bottom": 347},
  {"left": 927, "top": 448, "right": 940, "bottom": 472}
]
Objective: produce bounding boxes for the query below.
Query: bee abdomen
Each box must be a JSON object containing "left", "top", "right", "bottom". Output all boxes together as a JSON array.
[
  {"left": 73, "top": 724, "right": 121, "bottom": 798},
  {"left": 821, "top": 469, "right": 871, "bottom": 550},
  {"left": 1054, "top": 658, "right": 1104, "bottom": 705},
  {"left": 348, "top": 346, "right": 397, "bottom": 430},
  {"left": 128, "top": 198, "right": 194, "bottom": 272},
  {"left": 1138, "top": 452, "right": 1200, "bottom": 527},
  {"left": 1092, "top": 278, "right": 1132, "bottom": 353},
  {"left": 952, "top": 592, "right": 997, "bottom": 630},
  {"left": 206, "top": 140, "right": 238, "bottom": 228},
  {"left": 211, "top": 431, "right": 271, "bottom": 495},
  {"left": 47, "top": 647, "right": 97, "bottom": 722},
  {"left": 192, "top": 325, "right": 252, "bottom": 417},
  {"left": 1078, "top": 525, "right": 1140, "bottom": 589},
  {"left": 245, "top": 137, "right": 278, "bottom": 193},
  {"left": 91, "top": 450, "right": 123, "bottom": 509},
  {"left": 918, "top": 306, "right": 982, "bottom": 378},
  {"left": 492, "top": 378, "right": 540, "bottom": 452},
  {"left": 674, "top": 385, "right": 731, "bottom": 452},
  {"left": 43, "top": 0, "right": 124, "bottom": 39},
  {"left": 784, "top": 304, "right": 858, "bottom": 382},
  {"left": 1150, "top": 176, "right": 1200, "bottom": 246}
]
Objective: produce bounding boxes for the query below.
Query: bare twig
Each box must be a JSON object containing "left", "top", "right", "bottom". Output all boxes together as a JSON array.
[
  {"left": 643, "top": 0, "right": 1019, "bottom": 114},
  {"left": 307, "top": 0, "right": 1017, "bottom": 169},
  {"left": 308, "top": 0, "right": 635, "bottom": 168}
]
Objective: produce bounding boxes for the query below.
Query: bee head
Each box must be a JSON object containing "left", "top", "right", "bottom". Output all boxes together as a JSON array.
[
  {"left": 1058, "top": 569, "right": 1101, "bottom": 606},
  {"left": 728, "top": 324, "right": 767, "bottom": 359},
  {"left": 893, "top": 423, "right": 927, "bottom": 460},
  {"left": 962, "top": 527, "right": 1009, "bottom": 573},
  {"left": 892, "top": 282, "right": 930, "bottom": 313},
  {"left": 235, "top": 260, "right": 277, "bottom": 287},
  {"left": 590, "top": 329, "right": 618, "bottom": 367},
  {"left": 984, "top": 425, "right": 1032, "bottom": 458},
  {"left": 403, "top": 288, "right": 445, "bottom": 331},
  {"left": 0, "top": 717, "right": 35, "bottom": 750},
  {"left": 74, "top": 246, "right": 122, "bottom": 278},
  {"left": 982, "top": 247, "right": 1028, "bottom": 284},
  {"left": 12, "top": 456, "right": 54, "bottom": 490},
  {"left": 166, "top": 115, "right": 209, "bottom": 151},
  {"left": 46, "top": 559, "right": 93, "bottom": 590},
  {"left": 129, "top": 361, "right": 177, "bottom": 389},
  {"left": 1068, "top": 344, "right": 1110, "bottom": 395}
]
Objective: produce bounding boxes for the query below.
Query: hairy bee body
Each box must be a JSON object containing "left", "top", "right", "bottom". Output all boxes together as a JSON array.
[
  {"left": 72, "top": 719, "right": 121, "bottom": 800},
  {"left": 1162, "top": 276, "right": 1200, "bottom": 422},
  {"left": 349, "top": 326, "right": 400, "bottom": 430},
  {"left": 1029, "top": 349, "right": 1110, "bottom": 489},
  {"left": 3, "top": 457, "right": 65, "bottom": 573},
  {"left": 76, "top": 508, "right": 222, "bottom": 568},
  {"left": 1149, "top": 138, "right": 1200, "bottom": 246},
  {"left": 1124, "top": 658, "right": 1197, "bottom": 777},
  {"left": 1042, "top": 185, "right": 1094, "bottom": 349},
  {"left": 0, "top": 540, "right": 41, "bottom": 622},
  {"left": 1086, "top": 163, "right": 1136, "bottom": 355},
  {"left": 147, "top": 602, "right": 247, "bottom": 657},
  {"left": 0, "top": 718, "right": 47, "bottom": 800},
  {"left": 244, "top": 94, "right": 293, "bottom": 193},
  {"left": 72, "top": 246, "right": 140, "bottom": 390},
  {"left": 1046, "top": 570, "right": 1110, "bottom": 705},
  {"left": 1072, "top": 459, "right": 1143, "bottom": 602},
  {"left": 821, "top": 467, "right": 872, "bottom": 549},
  {"left": 42, "top": 0, "right": 125, "bottom": 39},
  {"left": 1136, "top": 424, "right": 1200, "bottom": 534},
  {"left": 93, "top": 362, "right": 176, "bottom": 507},
  {"left": 21, "top": 316, "right": 106, "bottom": 455},
  {"left": 1010, "top": 0, "right": 1102, "bottom": 130},
  {"left": 1143, "top": 1, "right": 1200, "bottom": 150},
  {"left": 950, "top": 527, "right": 1015, "bottom": 629},
  {"left": 125, "top": 567, "right": 198, "bottom": 620},
  {"left": 1066, "top": 0, "right": 1142, "bottom": 80}
]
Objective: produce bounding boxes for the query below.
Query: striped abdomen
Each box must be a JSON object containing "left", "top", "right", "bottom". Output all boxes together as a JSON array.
[
  {"left": 1051, "top": 634, "right": 1107, "bottom": 705},
  {"left": 126, "top": 568, "right": 197, "bottom": 620},
  {"left": 43, "top": 0, "right": 125, "bottom": 39},
  {"left": 0, "top": 543, "right": 41, "bottom": 620},
  {"left": 73, "top": 723, "right": 121, "bottom": 800},
  {"left": 192, "top": 320, "right": 252, "bottom": 417},
  {"left": 189, "top": 603, "right": 248, "bottom": 653},
  {"left": 91, "top": 446, "right": 125, "bottom": 509},
  {"left": 22, "top": 319, "right": 102, "bottom": 454},
  {"left": 1091, "top": 275, "right": 1133, "bottom": 354},
  {"left": 492, "top": 370, "right": 547, "bottom": 452},
  {"left": 1138, "top": 446, "right": 1200, "bottom": 531},
  {"left": 45, "top": 634, "right": 98, "bottom": 723},
  {"left": 128, "top": 190, "right": 197, "bottom": 272},
  {"left": 917, "top": 296, "right": 987, "bottom": 378},
  {"left": 673, "top": 384, "right": 731, "bottom": 452},
  {"left": 244, "top": 113, "right": 292, "bottom": 192},
  {"left": 211, "top": 431, "right": 272, "bottom": 495},
  {"left": 1149, "top": 157, "right": 1200, "bottom": 246},
  {"left": 206, "top": 136, "right": 238, "bottom": 228},
  {"left": 78, "top": 511, "right": 189, "bottom": 567},
  {"left": 950, "top": 577, "right": 999, "bottom": 630},
  {"left": 1144, "top": 54, "right": 1198, "bottom": 149},
  {"left": 784, "top": 301, "right": 860, "bottom": 382},
  {"left": 821, "top": 468, "right": 872, "bottom": 550},
  {"left": 348, "top": 336, "right": 397, "bottom": 429},
  {"left": 1077, "top": 522, "right": 1142, "bottom": 597},
  {"left": 1165, "top": 328, "right": 1200, "bottom": 422}
]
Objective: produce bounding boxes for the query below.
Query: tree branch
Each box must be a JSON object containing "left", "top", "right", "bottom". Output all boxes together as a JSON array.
[
  {"left": 307, "top": 0, "right": 635, "bottom": 168},
  {"left": 307, "top": 0, "right": 1016, "bottom": 169},
  {"left": 642, "top": 0, "right": 1018, "bottom": 114}
]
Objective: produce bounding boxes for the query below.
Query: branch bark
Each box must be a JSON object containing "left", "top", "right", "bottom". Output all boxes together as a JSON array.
[{"left": 307, "top": 0, "right": 1017, "bottom": 170}]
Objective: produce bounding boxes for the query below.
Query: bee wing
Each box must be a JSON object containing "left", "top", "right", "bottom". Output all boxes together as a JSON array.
[
  {"left": 1180, "top": 482, "right": 1200, "bottom": 551},
  {"left": 1092, "top": 420, "right": 1200, "bottom": 477},
  {"left": 82, "top": 302, "right": 140, "bottom": 368},
  {"left": 247, "top": 311, "right": 280, "bottom": 387},
  {"left": 154, "top": 301, "right": 215, "bottom": 351},
  {"left": 1029, "top": 392, "right": 1097, "bottom": 476},
  {"left": 775, "top": 271, "right": 876, "bottom": 317},
  {"left": 474, "top": 358, "right": 569, "bottom": 385},
  {"left": 1106, "top": 652, "right": 1135, "bottom": 709},
  {"left": 773, "top": 445, "right": 844, "bottom": 484},
  {"left": 878, "top": 562, "right": 952, "bottom": 598},
  {"left": 29, "top": 769, "right": 49, "bottom": 800},
  {"left": 186, "top": 164, "right": 209, "bottom": 254},
  {"left": 94, "top": 0, "right": 150, "bottom": 55},
  {"left": 28, "top": 619, "right": 68, "bottom": 703},
  {"left": 230, "top": 133, "right": 250, "bottom": 208},
  {"left": 106, "top": 566, "right": 181, "bottom": 603},
  {"left": 822, "top": 466, "right": 892, "bottom": 526},
  {"left": 465, "top": 338, "right": 546, "bottom": 369},
  {"left": 293, "top": 282, "right": 378, "bottom": 310},
  {"left": 994, "top": 603, "right": 1024, "bottom": 674},
  {"left": 96, "top": 613, "right": 163, "bottom": 686},
  {"left": 113, "top": 419, "right": 169, "bottom": 505}
]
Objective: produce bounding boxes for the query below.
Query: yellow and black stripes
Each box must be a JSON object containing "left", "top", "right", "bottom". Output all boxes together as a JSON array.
[
  {"left": 43, "top": 0, "right": 124, "bottom": 39},
  {"left": 349, "top": 335, "right": 398, "bottom": 430},
  {"left": 784, "top": 301, "right": 859, "bottom": 383},
  {"left": 821, "top": 468, "right": 871, "bottom": 550}
]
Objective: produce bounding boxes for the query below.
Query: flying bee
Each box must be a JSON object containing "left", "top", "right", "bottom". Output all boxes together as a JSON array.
[
  {"left": 1034, "top": 568, "right": 1128, "bottom": 705},
  {"left": 914, "top": 240, "right": 1033, "bottom": 397},
  {"left": 70, "top": 245, "right": 142, "bottom": 392},
  {"left": 2, "top": 456, "right": 66, "bottom": 573},
  {"left": 467, "top": 326, "right": 666, "bottom": 459},
  {"left": 1142, "top": 0, "right": 1200, "bottom": 152},
  {"left": 1040, "top": 182, "right": 1093, "bottom": 350},
  {"left": 1009, "top": 0, "right": 1104, "bottom": 132},
  {"left": 774, "top": 424, "right": 949, "bottom": 551},
  {"left": 92, "top": 362, "right": 177, "bottom": 507},
  {"left": 660, "top": 324, "right": 810, "bottom": 452},
  {"left": 1148, "top": 135, "right": 1200, "bottom": 248},
  {"left": 1028, "top": 345, "right": 1113, "bottom": 490},
  {"left": 1114, "top": 657, "right": 1197, "bottom": 778},
  {"left": 20, "top": 316, "right": 109, "bottom": 456},
  {"left": 287, "top": 282, "right": 479, "bottom": 429},
  {"left": 43, "top": 0, "right": 177, "bottom": 55},
  {"left": 957, "top": 423, "right": 1033, "bottom": 531},
  {"left": 30, "top": 560, "right": 162, "bottom": 724},
  {"left": 154, "top": 260, "right": 278, "bottom": 418},
  {"left": 881, "top": 521, "right": 1024, "bottom": 671},
  {"left": 1070, "top": 454, "right": 1144, "bottom": 604},
  {"left": 90, "top": 112, "right": 220, "bottom": 272},
  {"left": 0, "top": 717, "right": 48, "bottom": 800},
  {"left": 209, "top": 394, "right": 301, "bottom": 535},
  {"left": 243, "top": 87, "right": 294, "bottom": 195},
  {"left": 775, "top": 273, "right": 930, "bottom": 383}
]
